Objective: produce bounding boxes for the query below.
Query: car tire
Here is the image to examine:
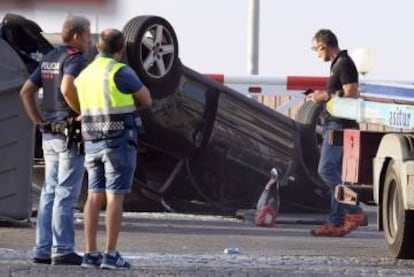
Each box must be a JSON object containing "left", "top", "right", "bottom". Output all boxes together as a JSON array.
[
  {"left": 295, "top": 100, "right": 324, "bottom": 183},
  {"left": 122, "top": 16, "right": 180, "bottom": 87}
]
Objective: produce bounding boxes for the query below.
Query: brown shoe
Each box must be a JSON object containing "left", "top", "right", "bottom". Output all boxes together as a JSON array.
[
  {"left": 345, "top": 212, "right": 368, "bottom": 227},
  {"left": 310, "top": 223, "right": 347, "bottom": 237},
  {"left": 339, "top": 220, "right": 359, "bottom": 236}
]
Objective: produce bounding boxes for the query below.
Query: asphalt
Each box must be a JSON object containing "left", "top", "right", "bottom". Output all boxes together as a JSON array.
[
  {"left": 2, "top": 207, "right": 414, "bottom": 277},
  {"left": 2, "top": 173, "right": 414, "bottom": 277},
  {"left": 0, "top": 211, "right": 319, "bottom": 277}
]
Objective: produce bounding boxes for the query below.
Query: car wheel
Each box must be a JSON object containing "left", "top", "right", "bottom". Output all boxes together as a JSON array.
[
  {"left": 382, "top": 161, "right": 414, "bottom": 258},
  {"left": 295, "top": 100, "right": 324, "bottom": 183},
  {"left": 123, "top": 16, "right": 179, "bottom": 86}
]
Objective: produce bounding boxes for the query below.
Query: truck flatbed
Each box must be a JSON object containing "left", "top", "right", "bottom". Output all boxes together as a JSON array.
[{"left": 327, "top": 82, "right": 414, "bottom": 129}]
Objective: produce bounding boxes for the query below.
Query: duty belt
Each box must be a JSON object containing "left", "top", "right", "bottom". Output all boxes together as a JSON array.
[{"left": 83, "top": 121, "right": 125, "bottom": 132}]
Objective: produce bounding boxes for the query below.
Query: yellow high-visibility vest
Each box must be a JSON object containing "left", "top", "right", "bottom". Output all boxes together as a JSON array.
[{"left": 75, "top": 56, "right": 136, "bottom": 140}]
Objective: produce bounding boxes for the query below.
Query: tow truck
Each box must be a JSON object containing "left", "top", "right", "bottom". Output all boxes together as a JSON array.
[{"left": 326, "top": 81, "right": 414, "bottom": 259}]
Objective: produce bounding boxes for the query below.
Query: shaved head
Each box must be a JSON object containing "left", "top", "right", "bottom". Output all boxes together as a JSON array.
[{"left": 98, "top": 28, "right": 125, "bottom": 54}]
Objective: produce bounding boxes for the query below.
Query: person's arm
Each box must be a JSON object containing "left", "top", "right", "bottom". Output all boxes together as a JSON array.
[
  {"left": 61, "top": 74, "right": 81, "bottom": 113},
  {"left": 61, "top": 54, "right": 87, "bottom": 114},
  {"left": 133, "top": 85, "right": 152, "bottom": 109},
  {"left": 339, "top": 58, "right": 359, "bottom": 99},
  {"left": 114, "top": 66, "right": 152, "bottom": 109},
  {"left": 342, "top": 83, "right": 359, "bottom": 98},
  {"left": 306, "top": 84, "right": 358, "bottom": 102},
  {"left": 306, "top": 90, "right": 330, "bottom": 103},
  {"left": 19, "top": 79, "right": 42, "bottom": 124}
]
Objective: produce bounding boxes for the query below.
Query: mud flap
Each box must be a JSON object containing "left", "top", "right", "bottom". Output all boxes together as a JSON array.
[{"left": 335, "top": 184, "right": 358, "bottom": 205}]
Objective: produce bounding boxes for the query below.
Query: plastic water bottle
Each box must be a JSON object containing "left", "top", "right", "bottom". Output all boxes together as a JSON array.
[{"left": 223, "top": 247, "right": 240, "bottom": 254}]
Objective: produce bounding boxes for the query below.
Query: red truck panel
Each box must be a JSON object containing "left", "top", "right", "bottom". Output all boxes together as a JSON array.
[{"left": 342, "top": 130, "right": 385, "bottom": 184}]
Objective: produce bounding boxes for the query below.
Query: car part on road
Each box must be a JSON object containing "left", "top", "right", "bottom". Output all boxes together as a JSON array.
[{"left": 255, "top": 168, "right": 280, "bottom": 227}]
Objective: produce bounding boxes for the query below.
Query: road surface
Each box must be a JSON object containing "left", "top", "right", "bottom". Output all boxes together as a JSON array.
[{"left": 1, "top": 205, "right": 414, "bottom": 276}]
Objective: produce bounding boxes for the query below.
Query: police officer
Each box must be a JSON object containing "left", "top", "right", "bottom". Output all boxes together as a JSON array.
[
  {"left": 20, "top": 15, "right": 90, "bottom": 265},
  {"left": 64, "top": 28, "right": 152, "bottom": 270}
]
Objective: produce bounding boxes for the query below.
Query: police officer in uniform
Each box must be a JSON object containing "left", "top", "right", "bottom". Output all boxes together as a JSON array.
[
  {"left": 64, "top": 28, "right": 152, "bottom": 270},
  {"left": 20, "top": 15, "right": 90, "bottom": 265}
]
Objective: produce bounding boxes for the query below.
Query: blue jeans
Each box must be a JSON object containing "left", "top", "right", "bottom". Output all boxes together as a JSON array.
[
  {"left": 84, "top": 139, "right": 137, "bottom": 194},
  {"left": 34, "top": 137, "right": 84, "bottom": 259},
  {"left": 318, "top": 121, "right": 362, "bottom": 225}
]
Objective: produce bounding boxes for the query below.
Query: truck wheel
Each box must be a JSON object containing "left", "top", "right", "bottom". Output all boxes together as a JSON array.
[
  {"left": 382, "top": 161, "right": 414, "bottom": 258},
  {"left": 122, "top": 16, "right": 179, "bottom": 86}
]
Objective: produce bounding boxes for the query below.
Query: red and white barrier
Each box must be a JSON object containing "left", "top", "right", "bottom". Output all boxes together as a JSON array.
[
  {"left": 204, "top": 74, "right": 414, "bottom": 114},
  {"left": 205, "top": 74, "right": 328, "bottom": 96},
  {"left": 205, "top": 74, "right": 328, "bottom": 114}
]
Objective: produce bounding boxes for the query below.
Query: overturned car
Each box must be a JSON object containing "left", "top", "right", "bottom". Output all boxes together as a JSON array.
[{"left": 0, "top": 13, "right": 329, "bottom": 218}]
